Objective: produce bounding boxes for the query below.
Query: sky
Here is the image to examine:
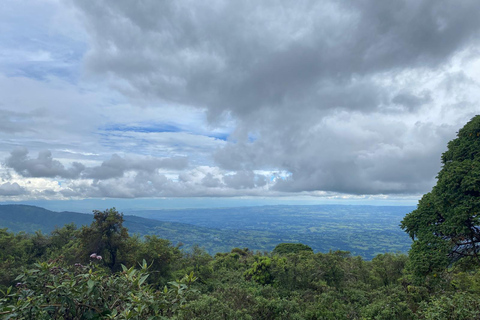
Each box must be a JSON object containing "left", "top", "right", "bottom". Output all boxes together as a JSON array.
[{"left": 1, "top": 0, "right": 480, "bottom": 210}]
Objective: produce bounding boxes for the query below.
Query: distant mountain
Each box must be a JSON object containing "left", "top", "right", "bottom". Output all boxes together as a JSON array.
[
  {"left": 0, "top": 204, "right": 414, "bottom": 259},
  {"left": 0, "top": 205, "right": 93, "bottom": 234},
  {"left": 0, "top": 204, "right": 287, "bottom": 254}
]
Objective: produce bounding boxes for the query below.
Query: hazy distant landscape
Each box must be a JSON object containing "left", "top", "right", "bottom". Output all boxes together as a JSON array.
[
  {"left": 0, "top": 204, "right": 413, "bottom": 260},
  {"left": 128, "top": 205, "right": 414, "bottom": 259}
]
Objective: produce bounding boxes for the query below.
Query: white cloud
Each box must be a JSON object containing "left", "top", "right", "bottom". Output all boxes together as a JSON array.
[{"left": 1, "top": 0, "right": 480, "bottom": 201}]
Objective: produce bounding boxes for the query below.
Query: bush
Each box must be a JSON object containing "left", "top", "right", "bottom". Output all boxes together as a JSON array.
[{"left": 0, "top": 258, "right": 197, "bottom": 319}]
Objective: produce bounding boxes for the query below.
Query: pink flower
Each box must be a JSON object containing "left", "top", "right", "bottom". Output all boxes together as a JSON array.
[
  {"left": 96, "top": 255, "right": 102, "bottom": 260},
  {"left": 90, "top": 253, "right": 97, "bottom": 259}
]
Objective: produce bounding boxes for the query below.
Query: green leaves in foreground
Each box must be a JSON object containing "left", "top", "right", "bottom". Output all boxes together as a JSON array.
[{"left": 0, "top": 259, "right": 196, "bottom": 319}]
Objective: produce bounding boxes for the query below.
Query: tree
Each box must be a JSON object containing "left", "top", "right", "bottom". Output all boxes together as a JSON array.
[
  {"left": 79, "top": 208, "right": 130, "bottom": 271},
  {"left": 401, "top": 115, "right": 480, "bottom": 281},
  {"left": 244, "top": 256, "right": 276, "bottom": 285},
  {"left": 370, "top": 253, "right": 407, "bottom": 287},
  {"left": 0, "top": 229, "right": 33, "bottom": 290},
  {"left": 135, "top": 235, "right": 181, "bottom": 285},
  {"left": 272, "top": 243, "right": 313, "bottom": 255}
]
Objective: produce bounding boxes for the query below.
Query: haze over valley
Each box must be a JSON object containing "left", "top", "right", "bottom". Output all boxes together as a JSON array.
[{"left": 0, "top": 204, "right": 413, "bottom": 260}]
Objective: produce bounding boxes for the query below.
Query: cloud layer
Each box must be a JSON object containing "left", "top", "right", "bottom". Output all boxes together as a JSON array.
[
  {"left": 71, "top": 0, "right": 480, "bottom": 195},
  {"left": 1, "top": 1, "right": 480, "bottom": 200},
  {"left": 5, "top": 148, "right": 188, "bottom": 180},
  {"left": 3, "top": 148, "right": 271, "bottom": 198}
]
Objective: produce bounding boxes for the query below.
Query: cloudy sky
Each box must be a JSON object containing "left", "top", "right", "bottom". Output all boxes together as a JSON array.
[{"left": 1, "top": 0, "right": 479, "bottom": 209}]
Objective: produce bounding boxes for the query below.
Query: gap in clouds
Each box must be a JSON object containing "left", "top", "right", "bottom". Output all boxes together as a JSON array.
[{"left": 103, "top": 123, "right": 230, "bottom": 141}]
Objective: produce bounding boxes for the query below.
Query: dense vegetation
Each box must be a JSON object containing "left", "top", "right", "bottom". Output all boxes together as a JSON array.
[
  {"left": 1, "top": 115, "right": 480, "bottom": 319},
  {"left": 0, "top": 208, "right": 479, "bottom": 319},
  {"left": 0, "top": 206, "right": 479, "bottom": 319}
]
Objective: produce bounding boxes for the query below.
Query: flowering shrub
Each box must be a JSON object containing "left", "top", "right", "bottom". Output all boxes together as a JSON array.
[
  {"left": 0, "top": 258, "right": 197, "bottom": 319},
  {"left": 90, "top": 253, "right": 103, "bottom": 260}
]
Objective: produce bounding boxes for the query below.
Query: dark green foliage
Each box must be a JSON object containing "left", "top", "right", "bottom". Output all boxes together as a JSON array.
[
  {"left": 0, "top": 229, "right": 33, "bottom": 291},
  {"left": 0, "top": 216, "right": 478, "bottom": 319},
  {"left": 402, "top": 115, "right": 480, "bottom": 282},
  {"left": 370, "top": 253, "right": 407, "bottom": 287},
  {"left": 182, "top": 249, "right": 426, "bottom": 319},
  {"left": 273, "top": 243, "right": 313, "bottom": 255},
  {"left": 417, "top": 292, "right": 480, "bottom": 320},
  {"left": 0, "top": 259, "right": 197, "bottom": 319},
  {"left": 79, "top": 208, "right": 130, "bottom": 271},
  {"left": 361, "top": 286, "right": 414, "bottom": 320},
  {"left": 134, "top": 235, "right": 181, "bottom": 285},
  {"left": 244, "top": 256, "right": 276, "bottom": 285},
  {"left": 176, "top": 245, "right": 213, "bottom": 284}
]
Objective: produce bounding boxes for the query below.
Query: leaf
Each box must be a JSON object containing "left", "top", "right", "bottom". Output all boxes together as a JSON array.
[
  {"left": 42, "top": 305, "right": 57, "bottom": 312},
  {"left": 138, "top": 274, "right": 149, "bottom": 286}
]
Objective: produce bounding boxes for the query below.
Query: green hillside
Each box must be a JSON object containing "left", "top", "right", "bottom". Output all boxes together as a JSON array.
[{"left": 0, "top": 205, "right": 93, "bottom": 234}]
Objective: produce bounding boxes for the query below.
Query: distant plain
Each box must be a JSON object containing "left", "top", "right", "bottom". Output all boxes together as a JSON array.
[{"left": 0, "top": 204, "right": 413, "bottom": 260}]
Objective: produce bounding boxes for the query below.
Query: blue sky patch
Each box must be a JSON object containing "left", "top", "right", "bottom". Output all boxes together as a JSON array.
[{"left": 104, "top": 123, "right": 182, "bottom": 134}]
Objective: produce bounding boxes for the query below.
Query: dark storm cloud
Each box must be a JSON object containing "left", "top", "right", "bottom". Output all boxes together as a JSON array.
[
  {"left": 391, "top": 91, "right": 432, "bottom": 111},
  {"left": 6, "top": 147, "right": 85, "bottom": 179},
  {"left": 83, "top": 154, "right": 188, "bottom": 180},
  {"left": 223, "top": 171, "right": 267, "bottom": 189},
  {"left": 72, "top": 0, "right": 480, "bottom": 195},
  {"left": 75, "top": 0, "right": 480, "bottom": 116},
  {"left": 215, "top": 115, "right": 458, "bottom": 194},
  {"left": 0, "top": 182, "right": 27, "bottom": 196},
  {"left": 57, "top": 168, "right": 262, "bottom": 198}
]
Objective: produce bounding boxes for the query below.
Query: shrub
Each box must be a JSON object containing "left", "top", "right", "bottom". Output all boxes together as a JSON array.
[{"left": 0, "top": 258, "right": 196, "bottom": 319}]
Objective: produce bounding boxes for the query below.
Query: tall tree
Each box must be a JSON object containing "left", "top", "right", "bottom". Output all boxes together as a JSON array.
[
  {"left": 401, "top": 115, "right": 480, "bottom": 281},
  {"left": 79, "top": 208, "right": 129, "bottom": 271}
]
